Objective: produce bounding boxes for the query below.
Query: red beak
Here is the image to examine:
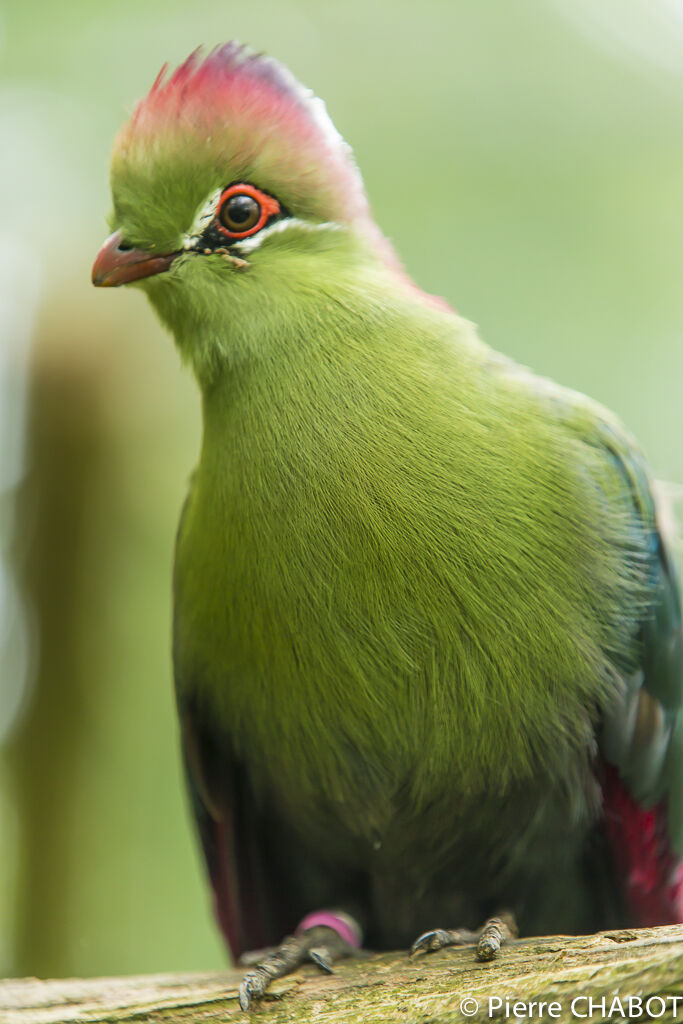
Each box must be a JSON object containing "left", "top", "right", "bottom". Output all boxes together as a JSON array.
[{"left": 91, "top": 229, "right": 179, "bottom": 287}]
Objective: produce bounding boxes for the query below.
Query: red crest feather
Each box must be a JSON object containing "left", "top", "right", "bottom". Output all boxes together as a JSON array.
[{"left": 117, "top": 43, "right": 369, "bottom": 224}]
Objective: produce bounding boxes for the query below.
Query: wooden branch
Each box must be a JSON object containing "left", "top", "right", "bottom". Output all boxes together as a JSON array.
[{"left": 4, "top": 926, "right": 683, "bottom": 1024}]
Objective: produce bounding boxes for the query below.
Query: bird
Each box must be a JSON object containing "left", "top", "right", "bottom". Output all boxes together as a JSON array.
[{"left": 92, "top": 43, "right": 683, "bottom": 1009}]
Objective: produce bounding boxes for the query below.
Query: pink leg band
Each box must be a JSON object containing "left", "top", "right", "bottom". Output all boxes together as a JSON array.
[{"left": 296, "top": 910, "right": 362, "bottom": 948}]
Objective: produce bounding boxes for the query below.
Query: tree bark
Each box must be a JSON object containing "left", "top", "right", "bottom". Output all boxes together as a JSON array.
[{"left": 3, "top": 925, "right": 683, "bottom": 1024}]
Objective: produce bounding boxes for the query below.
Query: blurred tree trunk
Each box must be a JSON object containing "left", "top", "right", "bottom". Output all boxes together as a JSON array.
[{"left": 7, "top": 347, "right": 107, "bottom": 975}]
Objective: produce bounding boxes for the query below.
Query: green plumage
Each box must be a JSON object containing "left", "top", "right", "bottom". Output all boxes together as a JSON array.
[
  {"left": 100, "top": 45, "right": 683, "bottom": 954},
  {"left": 170, "top": 242, "right": 645, "bottom": 827}
]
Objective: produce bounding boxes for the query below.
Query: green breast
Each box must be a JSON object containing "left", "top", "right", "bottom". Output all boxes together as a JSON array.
[{"left": 173, "top": 310, "right": 647, "bottom": 851}]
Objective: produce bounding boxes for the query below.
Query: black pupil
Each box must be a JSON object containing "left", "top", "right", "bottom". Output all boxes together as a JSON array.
[{"left": 227, "top": 195, "right": 258, "bottom": 226}]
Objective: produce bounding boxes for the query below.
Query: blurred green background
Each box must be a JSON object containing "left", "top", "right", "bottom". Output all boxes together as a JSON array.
[{"left": 1, "top": 0, "right": 683, "bottom": 980}]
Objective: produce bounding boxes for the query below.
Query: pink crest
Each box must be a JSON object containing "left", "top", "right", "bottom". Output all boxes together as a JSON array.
[{"left": 116, "top": 43, "right": 369, "bottom": 224}]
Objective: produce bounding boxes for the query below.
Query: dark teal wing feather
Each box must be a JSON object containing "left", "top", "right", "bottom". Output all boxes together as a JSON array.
[
  {"left": 575, "top": 415, "right": 683, "bottom": 922},
  {"left": 593, "top": 427, "right": 683, "bottom": 820}
]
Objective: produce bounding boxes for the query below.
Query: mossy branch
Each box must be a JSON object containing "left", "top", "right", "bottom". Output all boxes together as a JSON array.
[{"left": 4, "top": 925, "right": 683, "bottom": 1024}]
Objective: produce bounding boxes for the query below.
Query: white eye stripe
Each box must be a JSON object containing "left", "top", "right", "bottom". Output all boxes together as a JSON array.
[
  {"left": 182, "top": 189, "right": 342, "bottom": 253},
  {"left": 229, "top": 217, "right": 342, "bottom": 253}
]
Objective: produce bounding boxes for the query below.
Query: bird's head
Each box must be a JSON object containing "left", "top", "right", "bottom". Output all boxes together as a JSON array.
[{"left": 92, "top": 44, "right": 397, "bottom": 375}]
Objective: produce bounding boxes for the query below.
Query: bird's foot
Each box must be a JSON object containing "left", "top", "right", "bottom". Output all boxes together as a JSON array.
[
  {"left": 410, "top": 911, "right": 517, "bottom": 962},
  {"left": 238, "top": 911, "right": 363, "bottom": 1010}
]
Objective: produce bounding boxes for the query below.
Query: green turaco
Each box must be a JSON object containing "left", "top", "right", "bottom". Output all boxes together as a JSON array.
[{"left": 93, "top": 43, "right": 683, "bottom": 1009}]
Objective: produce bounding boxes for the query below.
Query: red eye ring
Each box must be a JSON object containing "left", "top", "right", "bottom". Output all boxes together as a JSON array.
[{"left": 216, "top": 183, "right": 281, "bottom": 240}]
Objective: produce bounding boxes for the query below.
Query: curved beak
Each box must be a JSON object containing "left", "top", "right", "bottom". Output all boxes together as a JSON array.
[{"left": 91, "top": 229, "right": 179, "bottom": 287}]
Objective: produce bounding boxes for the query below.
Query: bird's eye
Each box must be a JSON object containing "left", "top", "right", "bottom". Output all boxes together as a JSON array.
[
  {"left": 216, "top": 184, "right": 281, "bottom": 240},
  {"left": 220, "top": 194, "right": 260, "bottom": 233}
]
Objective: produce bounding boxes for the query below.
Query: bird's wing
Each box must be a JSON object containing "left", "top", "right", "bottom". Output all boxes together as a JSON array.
[
  {"left": 600, "top": 468, "right": 683, "bottom": 922},
  {"left": 177, "top": 695, "right": 291, "bottom": 958},
  {"left": 557, "top": 397, "right": 683, "bottom": 924}
]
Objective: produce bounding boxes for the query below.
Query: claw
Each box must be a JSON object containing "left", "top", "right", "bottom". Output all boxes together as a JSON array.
[
  {"left": 477, "top": 936, "right": 500, "bottom": 961},
  {"left": 239, "top": 974, "right": 262, "bottom": 1012},
  {"left": 237, "top": 917, "right": 362, "bottom": 1009},
  {"left": 410, "top": 929, "right": 454, "bottom": 956},
  {"left": 476, "top": 915, "right": 515, "bottom": 961},
  {"left": 309, "top": 948, "right": 335, "bottom": 973},
  {"left": 410, "top": 912, "right": 517, "bottom": 962}
]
